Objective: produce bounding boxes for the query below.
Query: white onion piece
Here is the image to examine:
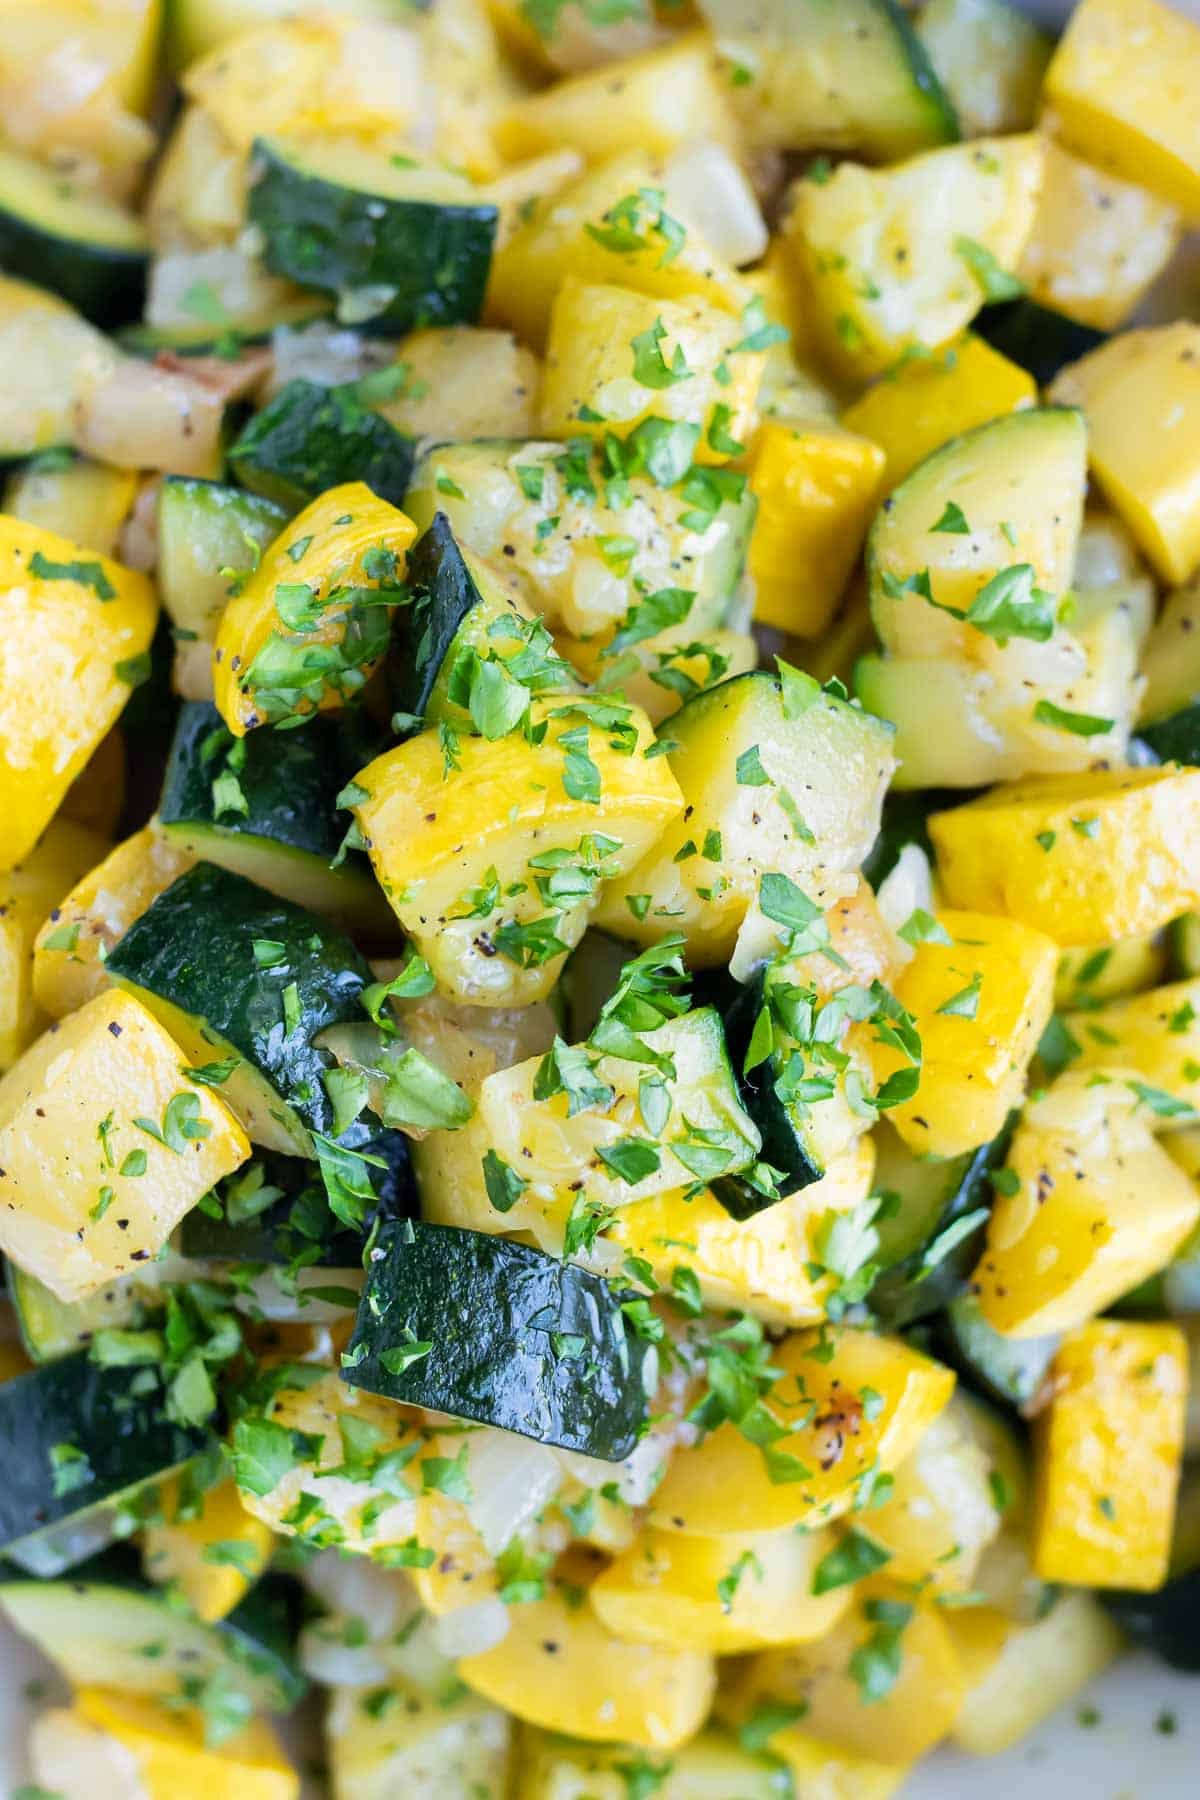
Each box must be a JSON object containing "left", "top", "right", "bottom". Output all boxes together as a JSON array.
[
  {"left": 430, "top": 1596, "right": 510, "bottom": 1659},
  {"left": 662, "top": 140, "right": 769, "bottom": 267},
  {"left": 459, "top": 1428, "right": 563, "bottom": 1556},
  {"left": 875, "top": 842, "right": 936, "bottom": 947},
  {"left": 267, "top": 321, "right": 391, "bottom": 397},
  {"left": 30, "top": 1709, "right": 147, "bottom": 1800},
  {"left": 146, "top": 245, "right": 301, "bottom": 336},
  {"left": 302, "top": 1548, "right": 419, "bottom": 1638},
  {"left": 300, "top": 1618, "right": 394, "bottom": 1689}
]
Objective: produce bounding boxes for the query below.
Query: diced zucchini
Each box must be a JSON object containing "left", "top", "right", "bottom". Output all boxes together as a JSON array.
[
  {"left": 1055, "top": 930, "right": 1166, "bottom": 1009},
  {"left": 974, "top": 295, "right": 1106, "bottom": 387},
  {"left": 785, "top": 134, "right": 1043, "bottom": 377},
  {"left": 1062, "top": 976, "right": 1200, "bottom": 1117},
  {"left": 229, "top": 378, "right": 415, "bottom": 513},
  {"left": 916, "top": 0, "right": 1051, "bottom": 135},
  {"left": 404, "top": 437, "right": 755, "bottom": 643},
  {"left": 248, "top": 134, "right": 497, "bottom": 336},
  {"left": 700, "top": 0, "right": 958, "bottom": 159},
  {"left": 940, "top": 1292, "right": 1058, "bottom": 1413},
  {"left": 327, "top": 1681, "right": 512, "bottom": 1800},
  {"left": 515, "top": 1728, "right": 791, "bottom": 1800},
  {"left": 8, "top": 1253, "right": 185, "bottom": 1365},
  {"left": 157, "top": 477, "right": 290, "bottom": 692},
  {"left": 869, "top": 1120, "right": 1010, "bottom": 1328},
  {"left": 595, "top": 671, "right": 894, "bottom": 967},
  {"left": 3, "top": 456, "right": 137, "bottom": 558},
  {"left": 0, "top": 142, "right": 148, "bottom": 327}
]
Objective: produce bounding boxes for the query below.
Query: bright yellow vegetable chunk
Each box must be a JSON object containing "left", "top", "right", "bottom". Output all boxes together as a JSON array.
[
  {"left": 725, "top": 1584, "right": 964, "bottom": 1765},
  {"left": 0, "top": 818, "right": 108, "bottom": 1070},
  {"left": 4, "top": 457, "right": 137, "bottom": 559},
  {"left": 971, "top": 1075, "right": 1200, "bottom": 1338},
  {"left": 65, "top": 1687, "right": 298, "bottom": 1800},
  {"left": 143, "top": 1477, "right": 274, "bottom": 1622},
  {"left": 327, "top": 1681, "right": 512, "bottom": 1799},
  {"left": 1063, "top": 976, "right": 1200, "bottom": 1115},
  {"left": 0, "top": 515, "right": 156, "bottom": 869},
  {"left": 748, "top": 421, "right": 884, "bottom": 638},
  {"left": 459, "top": 1575, "right": 715, "bottom": 1751},
  {"left": 1031, "top": 1319, "right": 1187, "bottom": 1591},
  {"left": 486, "top": 148, "right": 750, "bottom": 349},
  {"left": 873, "top": 909, "right": 1056, "bottom": 1159},
  {"left": 539, "top": 279, "right": 763, "bottom": 461},
  {"left": 1043, "top": 0, "right": 1200, "bottom": 220},
  {"left": 1019, "top": 138, "right": 1180, "bottom": 332},
  {"left": 589, "top": 1520, "right": 850, "bottom": 1655},
  {"left": 608, "top": 1139, "right": 876, "bottom": 1328},
  {"left": 771, "top": 1728, "right": 909, "bottom": 1800},
  {"left": 213, "top": 483, "right": 417, "bottom": 736},
  {"left": 0, "top": 989, "right": 249, "bottom": 1302},
  {"left": 648, "top": 1327, "right": 954, "bottom": 1537},
  {"left": 32, "top": 824, "right": 195, "bottom": 1019},
  {"left": 494, "top": 33, "right": 739, "bottom": 164},
  {"left": 840, "top": 334, "right": 1036, "bottom": 493},
  {"left": 784, "top": 135, "right": 1044, "bottom": 379},
  {"left": 351, "top": 699, "right": 683, "bottom": 1004},
  {"left": 1050, "top": 324, "right": 1200, "bottom": 584},
  {"left": 1055, "top": 930, "right": 1167, "bottom": 1009},
  {"left": 929, "top": 766, "right": 1200, "bottom": 944}
]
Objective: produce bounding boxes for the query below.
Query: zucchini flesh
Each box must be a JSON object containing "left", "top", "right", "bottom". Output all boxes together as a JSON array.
[
  {"left": 939, "top": 1292, "right": 1059, "bottom": 1412},
  {"left": 342, "top": 1220, "right": 649, "bottom": 1461},
  {"left": 869, "top": 1120, "right": 1011, "bottom": 1328},
  {"left": 249, "top": 135, "right": 497, "bottom": 335},
  {"left": 229, "top": 377, "right": 416, "bottom": 513},
  {"left": 0, "top": 144, "right": 147, "bottom": 328},
  {"left": 106, "top": 861, "right": 375, "bottom": 1153},
  {"left": 157, "top": 476, "right": 290, "bottom": 649},
  {"left": 0, "top": 1353, "right": 206, "bottom": 1566}
]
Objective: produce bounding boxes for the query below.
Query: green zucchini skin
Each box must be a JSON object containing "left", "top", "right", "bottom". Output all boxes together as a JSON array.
[
  {"left": 0, "top": 1354, "right": 206, "bottom": 1558},
  {"left": 387, "top": 511, "right": 479, "bottom": 726},
  {"left": 937, "top": 1292, "right": 1059, "bottom": 1412},
  {"left": 106, "top": 861, "right": 373, "bottom": 1142},
  {"left": 229, "top": 378, "right": 416, "bottom": 512},
  {"left": 869, "top": 1126, "right": 1012, "bottom": 1329},
  {"left": 343, "top": 1220, "right": 649, "bottom": 1461},
  {"left": 974, "top": 298, "right": 1106, "bottom": 388},
  {"left": 1138, "top": 705, "right": 1200, "bottom": 766},
  {"left": 710, "top": 972, "right": 822, "bottom": 1220},
  {"left": 248, "top": 138, "right": 497, "bottom": 335},
  {"left": 0, "top": 215, "right": 146, "bottom": 330},
  {"left": 179, "top": 1147, "right": 413, "bottom": 1263},
  {"left": 1104, "top": 1571, "right": 1200, "bottom": 1672}
]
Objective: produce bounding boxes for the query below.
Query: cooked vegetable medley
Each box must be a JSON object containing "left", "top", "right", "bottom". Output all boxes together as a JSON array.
[{"left": 3, "top": 0, "right": 1200, "bottom": 1793}]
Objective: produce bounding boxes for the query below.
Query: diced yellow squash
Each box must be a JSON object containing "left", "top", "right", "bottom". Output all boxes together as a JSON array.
[
  {"left": 69, "top": 1687, "right": 298, "bottom": 1800},
  {"left": 3, "top": 457, "right": 137, "bottom": 558},
  {"left": 539, "top": 278, "right": 764, "bottom": 461},
  {"left": 594, "top": 673, "right": 895, "bottom": 967},
  {"left": 724, "top": 1584, "right": 964, "bottom": 1765},
  {"left": 459, "top": 1575, "right": 715, "bottom": 1750},
  {"left": 949, "top": 1589, "right": 1122, "bottom": 1755},
  {"left": 0, "top": 514, "right": 157, "bottom": 869},
  {"left": 33, "top": 824, "right": 195, "bottom": 1019},
  {"left": 0, "top": 989, "right": 249, "bottom": 1302},
  {"left": 608, "top": 1140, "right": 876, "bottom": 1329},
  {"left": 142, "top": 1477, "right": 274, "bottom": 1622},
  {"left": 213, "top": 482, "right": 417, "bottom": 736},
  {"left": 327, "top": 1680, "right": 513, "bottom": 1800},
  {"left": 1019, "top": 138, "right": 1180, "bottom": 333},
  {"left": 929, "top": 766, "right": 1200, "bottom": 944},
  {"left": 872, "top": 909, "right": 1056, "bottom": 1159},
  {"left": 351, "top": 699, "right": 682, "bottom": 1004},
  {"left": 1055, "top": 931, "right": 1167, "bottom": 1009},
  {"left": 783, "top": 135, "right": 1044, "bottom": 379},
  {"left": 648, "top": 1327, "right": 954, "bottom": 1537},
  {"left": 748, "top": 421, "right": 885, "bottom": 637},
  {"left": 862, "top": 1393, "right": 1007, "bottom": 1592},
  {"left": 971, "top": 1074, "right": 1200, "bottom": 1338},
  {"left": 1049, "top": 324, "right": 1200, "bottom": 585},
  {"left": 61, "top": 726, "right": 127, "bottom": 838},
  {"left": 1032, "top": 1319, "right": 1187, "bottom": 1591},
  {"left": 377, "top": 327, "right": 540, "bottom": 442},
  {"left": 235, "top": 1368, "right": 426, "bottom": 1555},
  {"left": 0, "top": 818, "right": 108, "bottom": 1071},
  {"left": 487, "top": 149, "right": 751, "bottom": 349},
  {"left": 841, "top": 334, "right": 1036, "bottom": 493},
  {"left": 917, "top": 0, "right": 1052, "bottom": 136},
  {"left": 771, "top": 1728, "right": 910, "bottom": 1800},
  {"left": 1063, "top": 976, "right": 1200, "bottom": 1114},
  {"left": 1043, "top": 0, "right": 1200, "bottom": 220},
  {"left": 494, "top": 33, "right": 739, "bottom": 164}
]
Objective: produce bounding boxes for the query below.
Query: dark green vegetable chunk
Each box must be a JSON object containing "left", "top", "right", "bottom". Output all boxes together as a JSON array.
[
  {"left": 1138, "top": 705, "right": 1200, "bottom": 767},
  {"left": 868, "top": 1121, "right": 1012, "bottom": 1328},
  {"left": 342, "top": 1220, "right": 649, "bottom": 1461},
  {"left": 229, "top": 378, "right": 416, "bottom": 512},
  {"left": 938, "top": 1291, "right": 1059, "bottom": 1411},
  {"left": 974, "top": 298, "right": 1106, "bottom": 387}
]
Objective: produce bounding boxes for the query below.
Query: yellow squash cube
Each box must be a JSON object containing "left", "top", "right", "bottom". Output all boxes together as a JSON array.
[
  {"left": 486, "top": 148, "right": 750, "bottom": 349},
  {"left": 725, "top": 1585, "right": 964, "bottom": 1765},
  {"left": 0, "top": 818, "right": 109, "bottom": 1070},
  {"left": 929, "top": 766, "right": 1200, "bottom": 944},
  {"left": 62, "top": 1688, "right": 298, "bottom": 1800},
  {"left": 1044, "top": 0, "right": 1200, "bottom": 219},
  {"left": 33, "top": 825, "right": 195, "bottom": 1020},
  {"left": 494, "top": 33, "right": 739, "bottom": 164},
  {"left": 0, "top": 515, "right": 156, "bottom": 869},
  {"left": 143, "top": 1477, "right": 274, "bottom": 1622},
  {"left": 0, "top": 989, "right": 250, "bottom": 1302},
  {"left": 1019, "top": 138, "right": 1180, "bottom": 332},
  {"left": 459, "top": 1576, "right": 715, "bottom": 1751},
  {"left": 1063, "top": 976, "right": 1200, "bottom": 1113},
  {"left": 539, "top": 278, "right": 763, "bottom": 461},
  {"left": 771, "top": 1729, "right": 909, "bottom": 1800},
  {"left": 589, "top": 1521, "right": 851, "bottom": 1654},
  {"left": 1055, "top": 930, "right": 1167, "bottom": 1009},
  {"left": 1050, "top": 323, "right": 1200, "bottom": 584},
  {"left": 785, "top": 135, "right": 1044, "bottom": 379},
  {"left": 351, "top": 698, "right": 683, "bottom": 1005},
  {"left": 213, "top": 483, "right": 417, "bottom": 736},
  {"left": 748, "top": 421, "right": 884, "bottom": 637},
  {"left": 1031, "top": 1319, "right": 1188, "bottom": 1591},
  {"left": 841, "top": 333, "right": 1036, "bottom": 493},
  {"left": 648, "top": 1327, "right": 954, "bottom": 1537},
  {"left": 376, "top": 327, "right": 540, "bottom": 443},
  {"left": 971, "top": 1075, "right": 1200, "bottom": 1338},
  {"left": 874, "top": 909, "right": 1057, "bottom": 1159}
]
